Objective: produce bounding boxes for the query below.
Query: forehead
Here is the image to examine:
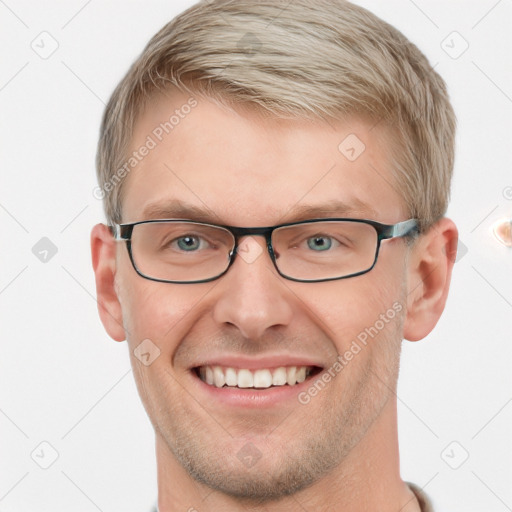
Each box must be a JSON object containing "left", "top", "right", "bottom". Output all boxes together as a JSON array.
[{"left": 121, "top": 91, "right": 406, "bottom": 225}]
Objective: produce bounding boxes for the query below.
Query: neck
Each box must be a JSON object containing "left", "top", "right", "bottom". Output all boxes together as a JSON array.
[{"left": 155, "top": 399, "right": 420, "bottom": 512}]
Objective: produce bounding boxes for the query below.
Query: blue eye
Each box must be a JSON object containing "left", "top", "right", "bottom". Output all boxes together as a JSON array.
[
  {"left": 176, "top": 236, "right": 201, "bottom": 251},
  {"left": 307, "top": 236, "right": 333, "bottom": 251}
]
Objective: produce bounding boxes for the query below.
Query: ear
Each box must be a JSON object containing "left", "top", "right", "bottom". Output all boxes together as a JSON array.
[
  {"left": 91, "top": 223, "right": 126, "bottom": 342},
  {"left": 403, "top": 217, "right": 458, "bottom": 341}
]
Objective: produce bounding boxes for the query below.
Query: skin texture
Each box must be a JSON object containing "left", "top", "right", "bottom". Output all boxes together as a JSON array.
[{"left": 91, "top": 90, "right": 458, "bottom": 511}]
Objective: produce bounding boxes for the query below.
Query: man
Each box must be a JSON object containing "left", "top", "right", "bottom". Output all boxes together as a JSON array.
[{"left": 91, "top": 1, "right": 458, "bottom": 510}]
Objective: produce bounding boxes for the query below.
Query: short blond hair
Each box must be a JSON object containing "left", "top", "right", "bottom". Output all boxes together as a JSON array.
[{"left": 96, "top": 0, "right": 456, "bottom": 232}]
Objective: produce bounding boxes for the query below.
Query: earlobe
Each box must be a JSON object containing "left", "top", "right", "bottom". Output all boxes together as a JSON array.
[
  {"left": 402, "top": 217, "right": 458, "bottom": 342},
  {"left": 91, "top": 223, "right": 126, "bottom": 342}
]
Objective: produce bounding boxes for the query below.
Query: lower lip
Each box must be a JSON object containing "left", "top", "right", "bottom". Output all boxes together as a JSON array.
[{"left": 190, "top": 369, "right": 320, "bottom": 408}]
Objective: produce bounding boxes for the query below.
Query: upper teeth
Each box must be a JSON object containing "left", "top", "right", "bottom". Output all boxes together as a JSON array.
[{"left": 198, "top": 365, "right": 312, "bottom": 389}]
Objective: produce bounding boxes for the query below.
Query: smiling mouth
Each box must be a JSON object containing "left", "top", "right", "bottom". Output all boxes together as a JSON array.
[{"left": 194, "top": 365, "right": 323, "bottom": 389}]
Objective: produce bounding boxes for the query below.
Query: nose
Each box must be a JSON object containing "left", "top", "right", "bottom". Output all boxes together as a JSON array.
[{"left": 212, "top": 235, "right": 294, "bottom": 340}]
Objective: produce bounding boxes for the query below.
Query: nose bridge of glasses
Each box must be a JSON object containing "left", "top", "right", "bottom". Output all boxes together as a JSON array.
[
  {"left": 229, "top": 226, "right": 273, "bottom": 237},
  {"left": 228, "top": 227, "right": 276, "bottom": 268},
  {"left": 229, "top": 226, "right": 274, "bottom": 250}
]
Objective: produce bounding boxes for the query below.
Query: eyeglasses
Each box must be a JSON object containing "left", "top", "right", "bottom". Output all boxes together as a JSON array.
[{"left": 111, "top": 218, "right": 419, "bottom": 284}]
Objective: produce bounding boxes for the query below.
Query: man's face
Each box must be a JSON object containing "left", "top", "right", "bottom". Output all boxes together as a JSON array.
[{"left": 115, "top": 91, "right": 411, "bottom": 501}]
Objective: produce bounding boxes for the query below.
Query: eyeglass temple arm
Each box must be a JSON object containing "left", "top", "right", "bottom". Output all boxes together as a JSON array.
[
  {"left": 382, "top": 219, "right": 419, "bottom": 239},
  {"left": 109, "top": 224, "right": 126, "bottom": 240}
]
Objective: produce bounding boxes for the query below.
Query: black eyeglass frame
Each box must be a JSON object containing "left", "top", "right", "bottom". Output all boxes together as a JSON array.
[{"left": 110, "top": 218, "right": 419, "bottom": 284}]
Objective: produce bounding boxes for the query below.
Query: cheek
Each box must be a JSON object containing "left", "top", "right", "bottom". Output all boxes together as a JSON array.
[
  {"left": 301, "top": 257, "right": 406, "bottom": 353},
  {"left": 116, "top": 260, "right": 216, "bottom": 348}
]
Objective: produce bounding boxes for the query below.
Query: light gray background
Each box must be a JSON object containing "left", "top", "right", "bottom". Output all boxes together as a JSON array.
[{"left": 1, "top": 1, "right": 511, "bottom": 511}]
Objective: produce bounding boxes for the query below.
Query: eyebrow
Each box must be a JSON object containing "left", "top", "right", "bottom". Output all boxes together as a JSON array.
[
  {"left": 139, "top": 198, "right": 378, "bottom": 225},
  {"left": 280, "top": 199, "right": 378, "bottom": 222},
  {"left": 141, "top": 200, "right": 222, "bottom": 223}
]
